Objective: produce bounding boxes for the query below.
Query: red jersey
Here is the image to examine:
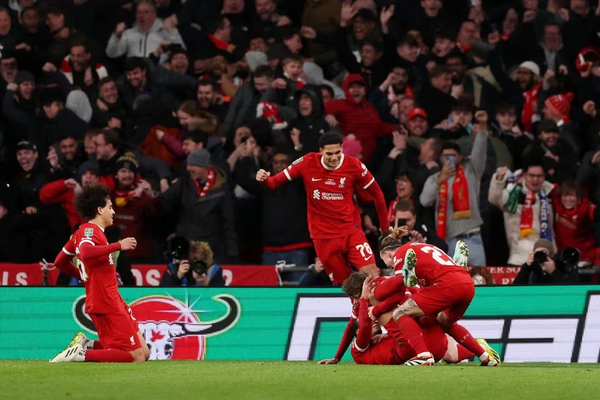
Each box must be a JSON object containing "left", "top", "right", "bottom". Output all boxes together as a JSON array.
[
  {"left": 263, "top": 152, "right": 388, "bottom": 239},
  {"left": 62, "top": 222, "right": 124, "bottom": 314},
  {"left": 393, "top": 242, "right": 470, "bottom": 287}
]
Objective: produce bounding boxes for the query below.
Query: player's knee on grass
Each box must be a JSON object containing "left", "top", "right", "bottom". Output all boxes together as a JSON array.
[
  {"left": 130, "top": 349, "right": 147, "bottom": 363},
  {"left": 392, "top": 298, "right": 424, "bottom": 321}
]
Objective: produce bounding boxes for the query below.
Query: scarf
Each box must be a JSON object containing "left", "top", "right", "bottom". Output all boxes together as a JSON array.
[
  {"left": 284, "top": 72, "right": 305, "bottom": 88},
  {"left": 208, "top": 34, "right": 236, "bottom": 53},
  {"left": 436, "top": 164, "right": 472, "bottom": 240},
  {"left": 192, "top": 168, "right": 216, "bottom": 199},
  {"left": 521, "top": 82, "right": 541, "bottom": 135},
  {"left": 505, "top": 185, "right": 552, "bottom": 240}
]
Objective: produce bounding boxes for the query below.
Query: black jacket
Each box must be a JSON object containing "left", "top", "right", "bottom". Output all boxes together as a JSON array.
[
  {"left": 36, "top": 109, "right": 90, "bottom": 155},
  {"left": 290, "top": 85, "right": 329, "bottom": 156},
  {"left": 234, "top": 156, "right": 311, "bottom": 248},
  {"left": 416, "top": 84, "right": 456, "bottom": 126},
  {"left": 513, "top": 262, "right": 579, "bottom": 285},
  {"left": 522, "top": 139, "right": 579, "bottom": 184},
  {"left": 159, "top": 262, "right": 226, "bottom": 287},
  {"left": 161, "top": 167, "right": 238, "bottom": 262}
]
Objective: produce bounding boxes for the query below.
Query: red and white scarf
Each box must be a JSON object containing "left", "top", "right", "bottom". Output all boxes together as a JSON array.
[
  {"left": 437, "top": 165, "right": 472, "bottom": 240},
  {"left": 192, "top": 168, "right": 216, "bottom": 198}
]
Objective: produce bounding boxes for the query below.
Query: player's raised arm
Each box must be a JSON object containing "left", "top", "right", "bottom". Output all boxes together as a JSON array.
[
  {"left": 256, "top": 156, "right": 305, "bottom": 190},
  {"left": 53, "top": 240, "right": 83, "bottom": 280},
  {"left": 356, "top": 162, "right": 390, "bottom": 233},
  {"left": 354, "top": 277, "right": 375, "bottom": 352}
]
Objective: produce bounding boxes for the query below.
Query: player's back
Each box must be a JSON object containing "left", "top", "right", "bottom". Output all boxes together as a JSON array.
[
  {"left": 393, "top": 242, "right": 469, "bottom": 286},
  {"left": 290, "top": 153, "right": 374, "bottom": 239},
  {"left": 73, "top": 223, "right": 123, "bottom": 314}
]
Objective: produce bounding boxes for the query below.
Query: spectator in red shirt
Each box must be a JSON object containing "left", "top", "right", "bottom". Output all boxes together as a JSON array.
[
  {"left": 111, "top": 154, "right": 160, "bottom": 262},
  {"left": 324, "top": 73, "right": 398, "bottom": 164},
  {"left": 552, "top": 181, "right": 598, "bottom": 265}
]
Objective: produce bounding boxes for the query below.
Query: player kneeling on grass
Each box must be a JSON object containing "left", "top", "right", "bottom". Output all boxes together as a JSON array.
[
  {"left": 349, "top": 274, "right": 479, "bottom": 365},
  {"left": 377, "top": 228, "right": 500, "bottom": 366},
  {"left": 51, "top": 184, "right": 150, "bottom": 363}
]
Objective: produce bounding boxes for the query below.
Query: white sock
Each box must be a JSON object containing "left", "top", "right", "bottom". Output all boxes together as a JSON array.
[
  {"left": 417, "top": 352, "right": 432, "bottom": 358},
  {"left": 479, "top": 351, "right": 490, "bottom": 362}
]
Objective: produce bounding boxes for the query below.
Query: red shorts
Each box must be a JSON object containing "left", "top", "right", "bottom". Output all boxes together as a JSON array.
[
  {"left": 313, "top": 230, "right": 374, "bottom": 284},
  {"left": 90, "top": 305, "right": 141, "bottom": 352},
  {"left": 410, "top": 280, "right": 475, "bottom": 324}
]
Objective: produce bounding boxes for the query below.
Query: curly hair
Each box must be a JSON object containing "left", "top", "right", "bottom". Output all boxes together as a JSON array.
[
  {"left": 189, "top": 241, "right": 214, "bottom": 266},
  {"left": 75, "top": 183, "right": 110, "bottom": 221},
  {"left": 341, "top": 272, "right": 367, "bottom": 298}
]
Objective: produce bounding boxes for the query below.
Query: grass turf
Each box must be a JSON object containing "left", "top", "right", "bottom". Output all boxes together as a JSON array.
[{"left": 1, "top": 360, "right": 599, "bottom": 400}]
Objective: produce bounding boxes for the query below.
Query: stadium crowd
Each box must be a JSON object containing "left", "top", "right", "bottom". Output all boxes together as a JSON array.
[{"left": 1, "top": 0, "right": 599, "bottom": 285}]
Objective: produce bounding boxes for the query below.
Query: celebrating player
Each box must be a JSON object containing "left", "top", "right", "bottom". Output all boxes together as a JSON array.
[
  {"left": 350, "top": 275, "right": 480, "bottom": 365},
  {"left": 255, "top": 132, "right": 389, "bottom": 284},
  {"left": 377, "top": 228, "right": 500, "bottom": 366},
  {"left": 50, "top": 184, "right": 150, "bottom": 363}
]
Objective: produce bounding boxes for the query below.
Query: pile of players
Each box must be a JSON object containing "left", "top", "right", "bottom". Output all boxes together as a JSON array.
[{"left": 319, "top": 236, "right": 500, "bottom": 366}]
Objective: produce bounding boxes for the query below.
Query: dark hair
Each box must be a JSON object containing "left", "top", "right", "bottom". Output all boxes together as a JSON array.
[
  {"left": 124, "top": 57, "right": 146, "bottom": 73},
  {"left": 46, "top": 5, "right": 65, "bottom": 16},
  {"left": 183, "top": 130, "right": 208, "bottom": 148},
  {"left": 543, "top": 21, "right": 562, "bottom": 33},
  {"left": 320, "top": 84, "right": 334, "bottom": 98},
  {"left": 441, "top": 141, "right": 462, "bottom": 154},
  {"left": 75, "top": 184, "right": 110, "bottom": 221},
  {"left": 429, "top": 136, "right": 443, "bottom": 159},
  {"left": 341, "top": 272, "right": 367, "bottom": 297},
  {"left": 429, "top": 65, "right": 448, "bottom": 79},
  {"left": 399, "top": 33, "right": 419, "bottom": 48},
  {"left": 450, "top": 99, "right": 472, "bottom": 113},
  {"left": 496, "top": 102, "right": 516, "bottom": 115},
  {"left": 38, "top": 89, "right": 64, "bottom": 108},
  {"left": 97, "top": 77, "right": 116, "bottom": 91},
  {"left": 394, "top": 199, "right": 416, "bottom": 215},
  {"left": 523, "top": 159, "right": 545, "bottom": 173},
  {"left": 70, "top": 37, "right": 92, "bottom": 54},
  {"left": 560, "top": 181, "right": 582, "bottom": 198},
  {"left": 281, "top": 26, "right": 300, "bottom": 42},
  {"left": 282, "top": 53, "right": 304, "bottom": 65},
  {"left": 254, "top": 65, "right": 275, "bottom": 79},
  {"left": 97, "top": 129, "right": 121, "bottom": 149},
  {"left": 361, "top": 39, "right": 383, "bottom": 52},
  {"left": 197, "top": 78, "right": 217, "bottom": 91},
  {"left": 206, "top": 14, "right": 229, "bottom": 35},
  {"left": 446, "top": 51, "right": 467, "bottom": 65},
  {"left": 318, "top": 132, "right": 344, "bottom": 148}
]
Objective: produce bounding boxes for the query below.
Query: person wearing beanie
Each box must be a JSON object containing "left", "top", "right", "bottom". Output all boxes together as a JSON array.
[
  {"left": 3, "top": 69, "right": 38, "bottom": 140},
  {"left": 513, "top": 236, "right": 579, "bottom": 285},
  {"left": 161, "top": 149, "right": 238, "bottom": 263},
  {"left": 543, "top": 93, "right": 574, "bottom": 125},
  {"left": 110, "top": 153, "right": 159, "bottom": 262},
  {"left": 522, "top": 119, "right": 579, "bottom": 184}
]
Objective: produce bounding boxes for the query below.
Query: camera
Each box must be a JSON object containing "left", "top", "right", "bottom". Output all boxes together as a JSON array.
[
  {"left": 164, "top": 235, "right": 190, "bottom": 266},
  {"left": 190, "top": 259, "right": 209, "bottom": 275},
  {"left": 532, "top": 247, "right": 580, "bottom": 273}
]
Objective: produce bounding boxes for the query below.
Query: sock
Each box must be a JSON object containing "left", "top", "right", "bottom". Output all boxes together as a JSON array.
[
  {"left": 448, "top": 323, "right": 486, "bottom": 358},
  {"left": 373, "top": 275, "right": 405, "bottom": 301},
  {"left": 91, "top": 341, "right": 104, "bottom": 350},
  {"left": 456, "top": 344, "right": 476, "bottom": 362},
  {"left": 85, "top": 349, "right": 134, "bottom": 363},
  {"left": 394, "top": 316, "right": 430, "bottom": 356}
]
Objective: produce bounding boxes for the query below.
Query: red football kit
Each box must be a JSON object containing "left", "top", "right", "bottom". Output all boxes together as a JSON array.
[
  {"left": 262, "top": 152, "right": 389, "bottom": 284},
  {"left": 390, "top": 242, "right": 474, "bottom": 323},
  {"left": 58, "top": 223, "right": 141, "bottom": 353}
]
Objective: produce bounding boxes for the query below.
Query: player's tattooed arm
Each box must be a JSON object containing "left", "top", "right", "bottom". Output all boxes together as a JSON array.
[{"left": 392, "top": 298, "right": 418, "bottom": 322}]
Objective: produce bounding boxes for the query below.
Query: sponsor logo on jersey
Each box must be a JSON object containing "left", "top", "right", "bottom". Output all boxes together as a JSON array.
[
  {"left": 73, "top": 294, "right": 240, "bottom": 361},
  {"left": 313, "top": 190, "right": 321, "bottom": 200},
  {"left": 292, "top": 157, "right": 303, "bottom": 164},
  {"left": 311, "top": 178, "right": 322, "bottom": 182},
  {"left": 84, "top": 228, "right": 94, "bottom": 237},
  {"left": 325, "top": 179, "right": 336, "bottom": 186},
  {"left": 339, "top": 177, "right": 346, "bottom": 188},
  {"left": 321, "top": 192, "right": 344, "bottom": 200},
  {"left": 360, "top": 163, "right": 368, "bottom": 177}
]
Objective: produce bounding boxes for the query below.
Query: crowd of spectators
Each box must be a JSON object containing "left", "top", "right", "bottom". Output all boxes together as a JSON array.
[{"left": 1, "top": 0, "right": 600, "bottom": 285}]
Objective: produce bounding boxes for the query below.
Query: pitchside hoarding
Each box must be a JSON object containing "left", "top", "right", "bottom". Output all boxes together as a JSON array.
[{"left": 0, "top": 286, "right": 599, "bottom": 362}]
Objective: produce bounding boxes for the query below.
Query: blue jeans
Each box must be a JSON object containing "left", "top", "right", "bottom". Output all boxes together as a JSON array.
[
  {"left": 262, "top": 249, "right": 310, "bottom": 267},
  {"left": 447, "top": 233, "right": 486, "bottom": 266}
]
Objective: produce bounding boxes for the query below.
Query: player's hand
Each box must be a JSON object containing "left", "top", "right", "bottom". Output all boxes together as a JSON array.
[
  {"left": 316, "top": 358, "right": 339, "bottom": 365},
  {"left": 120, "top": 237, "right": 137, "bottom": 251},
  {"left": 177, "top": 260, "right": 190, "bottom": 279},
  {"left": 255, "top": 169, "right": 271, "bottom": 182},
  {"left": 368, "top": 306, "right": 376, "bottom": 321},
  {"left": 371, "top": 333, "right": 386, "bottom": 344},
  {"left": 361, "top": 276, "right": 374, "bottom": 299},
  {"left": 64, "top": 178, "right": 78, "bottom": 189}
]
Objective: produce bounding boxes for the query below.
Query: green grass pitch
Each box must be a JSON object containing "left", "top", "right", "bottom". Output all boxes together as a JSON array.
[{"left": 1, "top": 360, "right": 599, "bottom": 400}]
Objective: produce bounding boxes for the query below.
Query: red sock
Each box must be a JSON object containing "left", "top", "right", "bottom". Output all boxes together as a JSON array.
[
  {"left": 373, "top": 275, "right": 405, "bottom": 301},
  {"left": 448, "top": 323, "right": 485, "bottom": 357},
  {"left": 456, "top": 344, "right": 476, "bottom": 362},
  {"left": 392, "top": 316, "right": 430, "bottom": 355},
  {"left": 92, "top": 341, "right": 104, "bottom": 350},
  {"left": 85, "top": 349, "right": 134, "bottom": 363}
]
